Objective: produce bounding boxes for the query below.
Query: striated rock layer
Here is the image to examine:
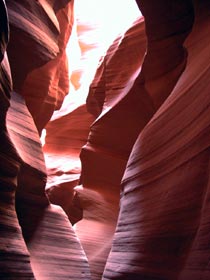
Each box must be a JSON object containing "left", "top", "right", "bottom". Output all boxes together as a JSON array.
[
  {"left": 44, "top": 103, "right": 95, "bottom": 224},
  {"left": 78, "top": 1, "right": 195, "bottom": 279},
  {"left": 0, "top": 1, "right": 35, "bottom": 278},
  {"left": 7, "top": 92, "right": 91, "bottom": 280},
  {"left": 7, "top": 0, "right": 74, "bottom": 133},
  {"left": 103, "top": 1, "right": 210, "bottom": 279},
  {"left": 1, "top": 1, "right": 91, "bottom": 279},
  {"left": 76, "top": 13, "right": 153, "bottom": 280},
  {"left": 43, "top": 6, "right": 146, "bottom": 279},
  {"left": 1, "top": 0, "right": 210, "bottom": 279}
]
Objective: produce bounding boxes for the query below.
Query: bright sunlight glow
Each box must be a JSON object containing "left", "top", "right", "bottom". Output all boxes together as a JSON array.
[{"left": 51, "top": 0, "right": 141, "bottom": 121}]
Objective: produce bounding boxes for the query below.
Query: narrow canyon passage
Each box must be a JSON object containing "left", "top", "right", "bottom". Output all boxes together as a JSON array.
[
  {"left": 43, "top": 1, "right": 142, "bottom": 279},
  {"left": 1, "top": 1, "right": 210, "bottom": 280}
]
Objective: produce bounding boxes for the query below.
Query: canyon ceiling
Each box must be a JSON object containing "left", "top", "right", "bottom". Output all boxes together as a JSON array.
[{"left": 1, "top": 0, "right": 210, "bottom": 280}]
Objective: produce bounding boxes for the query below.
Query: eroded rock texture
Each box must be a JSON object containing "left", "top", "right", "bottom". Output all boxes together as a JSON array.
[
  {"left": 0, "top": 1, "right": 34, "bottom": 278},
  {"left": 103, "top": 1, "right": 210, "bottom": 280},
  {"left": 7, "top": 0, "right": 74, "bottom": 134},
  {"left": 78, "top": 1, "right": 196, "bottom": 279},
  {"left": 7, "top": 92, "right": 90, "bottom": 280},
  {"left": 77, "top": 16, "right": 154, "bottom": 280},
  {"left": 52, "top": 0, "right": 210, "bottom": 279},
  {"left": 1, "top": 1, "right": 91, "bottom": 279},
  {"left": 1, "top": 0, "right": 210, "bottom": 280},
  {"left": 44, "top": 5, "right": 147, "bottom": 279}
]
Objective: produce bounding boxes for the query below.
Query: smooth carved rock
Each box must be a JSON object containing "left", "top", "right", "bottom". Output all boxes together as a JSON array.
[
  {"left": 0, "top": 1, "right": 35, "bottom": 278},
  {"left": 6, "top": 0, "right": 74, "bottom": 133},
  {"left": 1, "top": 1, "right": 91, "bottom": 279},
  {"left": 2, "top": 0, "right": 210, "bottom": 279},
  {"left": 103, "top": 1, "right": 210, "bottom": 279},
  {"left": 44, "top": 103, "right": 95, "bottom": 224},
  {"left": 79, "top": 1, "right": 195, "bottom": 278},
  {"left": 6, "top": 91, "right": 91, "bottom": 279},
  {"left": 77, "top": 15, "right": 155, "bottom": 280},
  {"left": 44, "top": 5, "right": 150, "bottom": 279},
  {"left": 135, "top": 0, "right": 195, "bottom": 109},
  {"left": 20, "top": 0, "right": 75, "bottom": 133},
  {"left": 86, "top": 17, "right": 148, "bottom": 117},
  {"left": 6, "top": 0, "right": 60, "bottom": 92}
]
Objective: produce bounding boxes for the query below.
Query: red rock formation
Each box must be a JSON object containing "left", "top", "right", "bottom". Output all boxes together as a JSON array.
[
  {"left": 77, "top": 1, "right": 194, "bottom": 278},
  {"left": 0, "top": 1, "right": 35, "bottom": 278},
  {"left": 43, "top": 1, "right": 197, "bottom": 279},
  {"left": 7, "top": 0, "right": 74, "bottom": 134},
  {"left": 44, "top": 3, "right": 146, "bottom": 278},
  {"left": 44, "top": 103, "right": 95, "bottom": 224},
  {"left": 7, "top": 92, "right": 91, "bottom": 280},
  {"left": 6, "top": 0, "right": 59, "bottom": 92},
  {"left": 21, "top": 1, "right": 74, "bottom": 134},
  {"left": 1, "top": 1, "right": 91, "bottom": 279},
  {"left": 136, "top": 0, "right": 195, "bottom": 109},
  {"left": 77, "top": 14, "right": 154, "bottom": 280},
  {"left": 1, "top": 0, "right": 210, "bottom": 279},
  {"left": 103, "top": 1, "right": 210, "bottom": 279}
]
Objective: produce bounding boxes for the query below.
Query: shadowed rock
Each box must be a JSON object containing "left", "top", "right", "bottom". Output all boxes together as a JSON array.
[{"left": 1, "top": 1, "right": 91, "bottom": 279}]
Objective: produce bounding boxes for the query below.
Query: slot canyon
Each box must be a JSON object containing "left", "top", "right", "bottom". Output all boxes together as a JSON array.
[{"left": 1, "top": 0, "right": 210, "bottom": 279}]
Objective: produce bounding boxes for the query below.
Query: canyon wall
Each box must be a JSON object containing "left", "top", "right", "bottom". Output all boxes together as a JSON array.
[
  {"left": 103, "top": 1, "right": 210, "bottom": 280},
  {"left": 1, "top": 0, "right": 210, "bottom": 280},
  {"left": 1, "top": 0, "right": 90, "bottom": 279}
]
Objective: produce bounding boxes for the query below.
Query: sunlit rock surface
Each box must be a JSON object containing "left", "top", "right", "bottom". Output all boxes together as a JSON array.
[
  {"left": 1, "top": 0, "right": 210, "bottom": 279},
  {"left": 30, "top": 0, "right": 210, "bottom": 279},
  {"left": 7, "top": 92, "right": 90, "bottom": 280},
  {"left": 44, "top": 1, "right": 147, "bottom": 278},
  {"left": 6, "top": 0, "right": 75, "bottom": 134},
  {"left": 77, "top": 1, "right": 195, "bottom": 279},
  {"left": 1, "top": 1, "right": 91, "bottom": 279},
  {"left": 20, "top": 1, "right": 74, "bottom": 133},
  {"left": 44, "top": 103, "right": 95, "bottom": 224},
  {"left": 103, "top": 1, "right": 210, "bottom": 279},
  {"left": 6, "top": 0, "right": 59, "bottom": 92},
  {"left": 77, "top": 16, "right": 154, "bottom": 280}
]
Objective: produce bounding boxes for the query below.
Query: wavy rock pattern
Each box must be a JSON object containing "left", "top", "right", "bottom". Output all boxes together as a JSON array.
[
  {"left": 103, "top": 1, "right": 210, "bottom": 279},
  {"left": 78, "top": 1, "right": 195, "bottom": 278},
  {"left": 20, "top": 1, "right": 75, "bottom": 133},
  {"left": 86, "top": 17, "right": 148, "bottom": 117},
  {"left": 6, "top": 0, "right": 59, "bottom": 92},
  {"left": 44, "top": 104, "right": 95, "bottom": 224},
  {"left": 1, "top": 1, "right": 91, "bottom": 279},
  {"left": 136, "top": 0, "right": 194, "bottom": 109},
  {"left": 44, "top": 3, "right": 148, "bottom": 278},
  {"left": 77, "top": 14, "right": 154, "bottom": 280},
  {"left": 6, "top": 0, "right": 74, "bottom": 133},
  {"left": 1, "top": 0, "right": 210, "bottom": 279},
  {"left": 6, "top": 91, "right": 91, "bottom": 280},
  {"left": 0, "top": 1, "right": 35, "bottom": 278}
]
